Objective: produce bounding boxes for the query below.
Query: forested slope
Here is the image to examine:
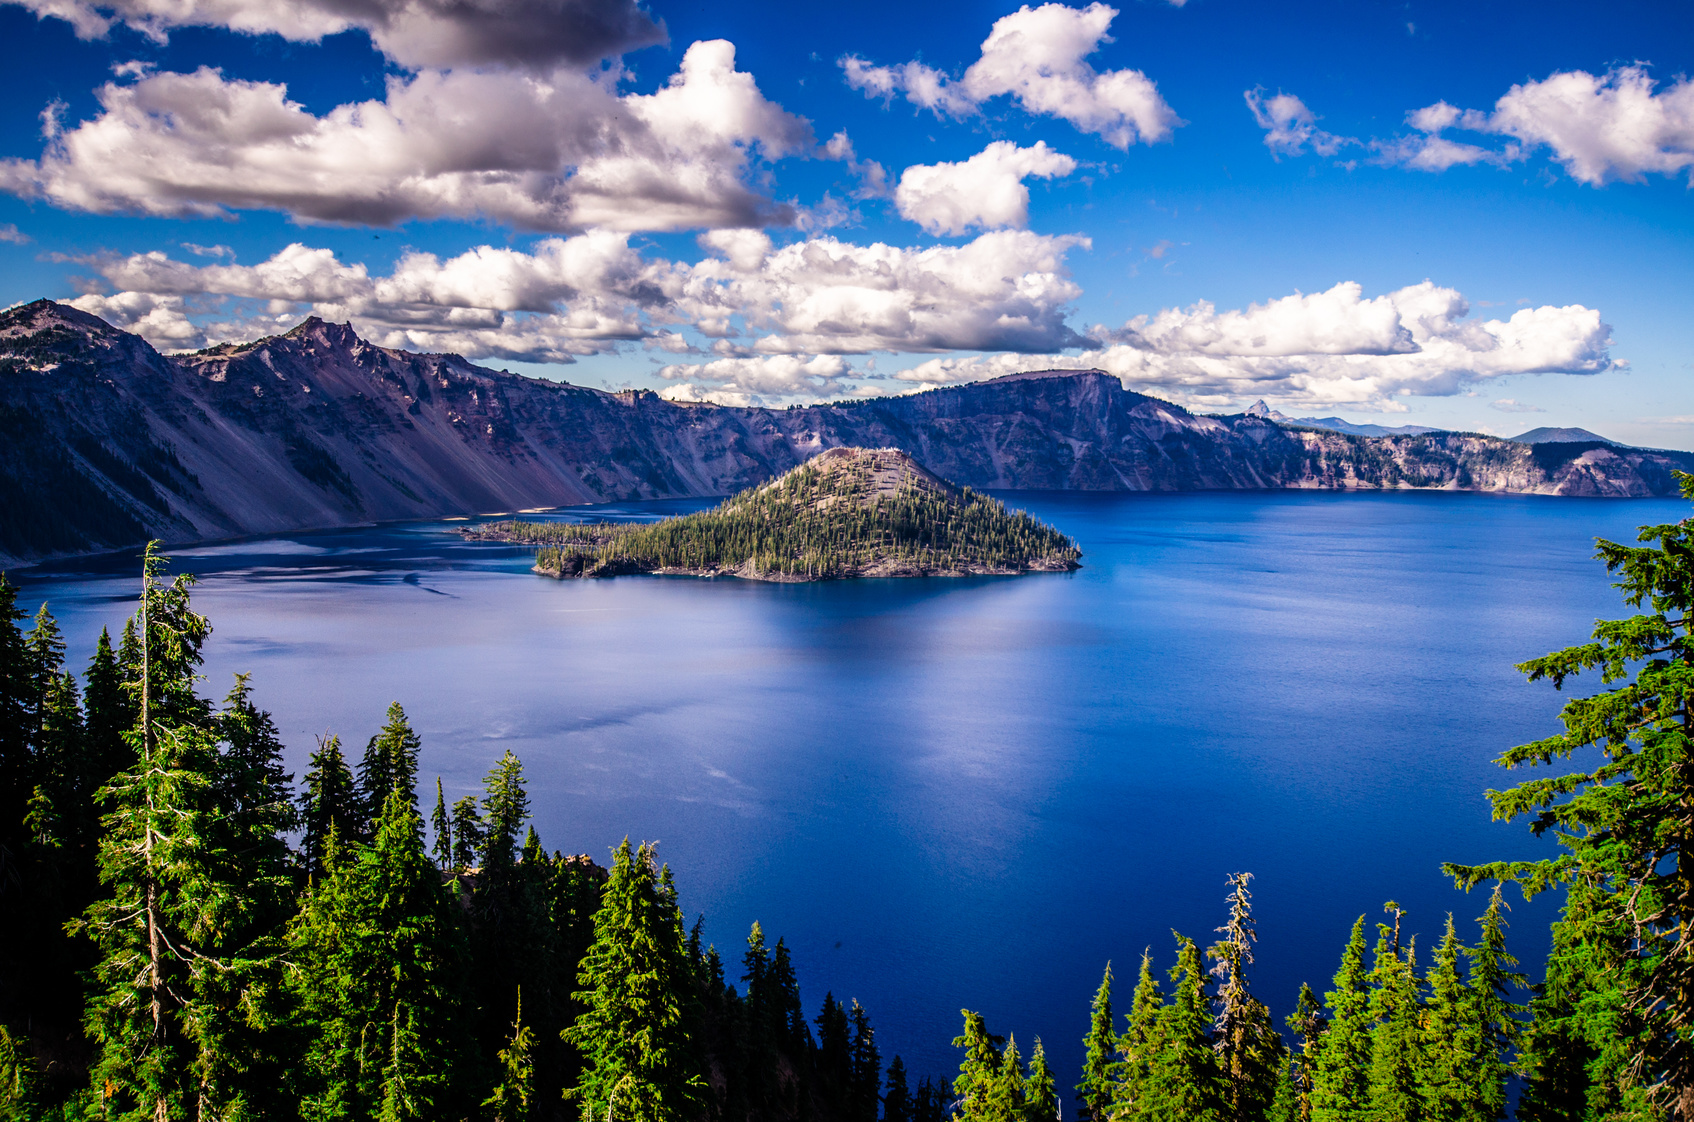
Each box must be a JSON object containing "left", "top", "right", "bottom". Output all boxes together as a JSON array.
[{"left": 3, "top": 299, "right": 1689, "bottom": 566}]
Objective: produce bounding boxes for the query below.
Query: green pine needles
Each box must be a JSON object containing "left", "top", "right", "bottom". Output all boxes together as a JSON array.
[{"left": 468, "top": 447, "right": 1082, "bottom": 581}]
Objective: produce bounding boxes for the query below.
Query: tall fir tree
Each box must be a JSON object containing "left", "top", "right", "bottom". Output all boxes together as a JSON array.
[
  {"left": 1208, "top": 873, "right": 1286, "bottom": 1122},
  {"left": 1459, "top": 887, "right": 1522, "bottom": 1122},
  {"left": 1364, "top": 912, "right": 1424, "bottom": 1122},
  {"left": 1418, "top": 916, "right": 1481, "bottom": 1122},
  {"left": 1143, "top": 934, "right": 1220, "bottom": 1122},
  {"left": 1285, "top": 985, "right": 1327, "bottom": 1122},
  {"left": 564, "top": 839, "right": 707, "bottom": 1122},
  {"left": 81, "top": 627, "right": 134, "bottom": 793},
  {"left": 0, "top": 576, "right": 31, "bottom": 843},
  {"left": 1446, "top": 471, "right": 1694, "bottom": 1119},
  {"left": 480, "top": 750, "right": 530, "bottom": 870},
  {"left": 300, "top": 734, "right": 359, "bottom": 878},
  {"left": 430, "top": 778, "right": 451, "bottom": 869},
  {"left": 953, "top": 1010, "right": 1006, "bottom": 1121},
  {"left": 884, "top": 1056, "right": 913, "bottom": 1122},
  {"left": 849, "top": 999, "right": 882, "bottom": 1122},
  {"left": 357, "top": 702, "right": 422, "bottom": 834},
  {"left": 1114, "top": 949, "right": 1166, "bottom": 1121},
  {"left": 292, "top": 785, "right": 470, "bottom": 1120},
  {"left": 1310, "top": 918, "right": 1372, "bottom": 1122},
  {"left": 1026, "top": 1039, "right": 1059, "bottom": 1122},
  {"left": 78, "top": 543, "right": 290, "bottom": 1121},
  {"left": 451, "top": 795, "right": 484, "bottom": 869},
  {"left": 1077, "top": 963, "right": 1115, "bottom": 1122}
]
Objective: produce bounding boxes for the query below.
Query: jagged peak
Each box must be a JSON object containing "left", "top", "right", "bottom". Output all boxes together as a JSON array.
[{"left": 0, "top": 298, "right": 130, "bottom": 341}]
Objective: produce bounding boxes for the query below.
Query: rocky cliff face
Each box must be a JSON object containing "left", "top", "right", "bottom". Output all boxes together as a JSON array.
[{"left": 2, "top": 300, "right": 1688, "bottom": 565}]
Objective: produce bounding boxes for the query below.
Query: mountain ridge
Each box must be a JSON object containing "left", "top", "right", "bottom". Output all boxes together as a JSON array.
[{"left": 3, "top": 300, "right": 1690, "bottom": 566}]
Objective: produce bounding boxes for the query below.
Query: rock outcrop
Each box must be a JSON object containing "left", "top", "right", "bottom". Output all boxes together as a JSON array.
[{"left": 2, "top": 300, "right": 1689, "bottom": 566}]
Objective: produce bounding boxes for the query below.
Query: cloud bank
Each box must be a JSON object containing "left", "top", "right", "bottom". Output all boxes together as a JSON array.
[
  {"left": 0, "top": 41, "right": 811, "bottom": 232},
  {"left": 894, "top": 141, "right": 1076, "bottom": 235}
]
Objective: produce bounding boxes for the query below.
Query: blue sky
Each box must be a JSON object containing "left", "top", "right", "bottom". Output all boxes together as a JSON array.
[{"left": 0, "top": 0, "right": 1689, "bottom": 444}]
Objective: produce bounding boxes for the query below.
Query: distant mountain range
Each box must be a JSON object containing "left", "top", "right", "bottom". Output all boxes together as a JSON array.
[
  {"left": 4, "top": 299, "right": 1691, "bottom": 566},
  {"left": 1246, "top": 401, "right": 1624, "bottom": 446}
]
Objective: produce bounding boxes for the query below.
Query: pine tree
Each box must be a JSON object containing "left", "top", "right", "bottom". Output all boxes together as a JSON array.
[
  {"left": 983, "top": 1034, "right": 1028, "bottom": 1122},
  {"left": 953, "top": 1010, "right": 1006, "bottom": 1120},
  {"left": 885, "top": 1056, "right": 913, "bottom": 1122},
  {"left": 484, "top": 989, "right": 536, "bottom": 1122},
  {"left": 451, "top": 795, "right": 484, "bottom": 869},
  {"left": 1143, "top": 934, "right": 1220, "bottom": 1122},
  {"left": 1446, "top": 472, "right": 1694, "bottom": 1118},
  {"left": 293, "top": 785, "right": 469, "bottom": 1120},
  {"left": 1077, "top": 963, "right": 1115, "bottom": 1122},
  {"left": 82, "top": 627, "right": 134, "bottom": 792},
  {"left": 1458, "top": 887, "right": 1522, "bottom": 1121},
  {"left": 564, "top": 839, "right": 707, "bottom": 1122},
  {"left": 78, "top": 543, "right": 289, "bottom": 1120},
  {"left": 817, "top": 992, "right": 853, "bottom": 1103},
  {"left": 481, "top": 749, "right": 530, "bottom": 870},
  {"left": 0, "top": 576, "right": 31, "bottom": 840},
  {"left": 1209, "top": 873, "right": 1286, "bottom": 1122},
  {"left": 1418, "top": 916, "right": 1479, "bottom": 1122},
  {"left": 1114, "top": 949, "right": 1166, "bottom": 1121},
  {"left": 849, "top": 998, "right": 882, "bottom": 1122},
  {"left": 1365, "top": 907, "right": 1424, "bottom": 1122},
  {"left": 300, "top": 733, "right": 358, "bottom": 877},
  {"left": 358, "top": 701, "right": 422, "bottom": 833},
  {"left": 431, "top": 778, "right": 451, "bottom": 869},
  {"left": 1285, "top": 984, "right": 1327, "bottom": 1122},
  {"left": 1026, "top": 1039, "right": 1059, "bottom": 1122},
  {"left": 913, "top": 1076, "right": 952, "bottom": 1122},
  {"left": 1310, "top": 918, "right": 1372, "bottom": 1122}
]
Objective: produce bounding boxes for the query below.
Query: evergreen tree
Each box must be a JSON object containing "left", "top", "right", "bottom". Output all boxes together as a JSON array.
[
  {"left": 1113, "top": 949, "right": 1165, "bottom": 1121},
  {"left": 1209, "top": 873, "right": 1286, "bottom": 1122},
  {"left": 1446, "top": 471, "right": 1694, "bottom": 1118},
  {"left": 431, "top": 778, "right": 451, "bottom": 869},
  {"left": 1143, "top": 934, "right": 1220, "bottom": 1122},
  {"left": 1310, "top": 918, "right": 1372, "bottom": 1122},
  {"left": 984, "top": 1035, "right": 1028, "bottom": 1122},
  {"left": 82, "top": 627, "right": 134, "bottom": 793},
  {"left": 914, "top": 1077, "right": 952, "bottom": 1122},
  {"left": 24, "top": 603, "right": 66, "bottom": 730},
  {"left": 1364, "top": 909, "right": 1423, "bottom": 1122},
  {"left": 484, "top": 990, "right": 536, "bottom": 1122},
  {"left": 0, "top": 1023, "right": 39, "bottom": 1122},
  {"left": 1459, "top": 888, "right": 1522, "bottom": 1122},
  {"left": 817, "top": 993, "right": 853, "bottom": 1103},
  {"left": 953, "top": 1010, "right": 1006, "bottom": 1120},
  {"left": 885, "top": 1056, "right": 913, "bottom": 1122},
  {"left": 1418, "top": 916, "right": 1479, "bottom": 1122},
  {"left": 1077, "top": 963, "right": 1115, "bottom": 1122},
  {"left": 300, "top": 733, "right": 358, "bottom": 877},
  {"left": 481, "top": 750, "right": 530, "bottom": 870},
  {"left": 451, "top": 795, "right": 485, "bottom": 869},
  {"left": 849, "top": 998, "right": 882, "bottom": 1122},
  {"left": 0, "top": 576, "right": 31, "bottom": 844},
  {"left": 358, "top": 701, "right": 422, "bottom": 832},
  {"left": 78, "top": 543, "right": 290, "bottom": 1120},
  {"left": 216, "top": 674, "right": 296, "bottom": 839},
  {"left": 1026, "top": 1039, "right": 1059, "bottom": 1122},
  {"left": 564, "top": 839, "right": 707, "bottom": 1122},
  {"left": 1285, "top": 984, "right": 1327, "bottom": 1122},
  {"left": 292, "top": 785, "right": 469, "bottom": 1120}
]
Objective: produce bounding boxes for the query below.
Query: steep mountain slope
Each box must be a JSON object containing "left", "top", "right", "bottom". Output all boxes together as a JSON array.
[{"left": 3, "top": 300, "right": 1690, "bottom": 565}]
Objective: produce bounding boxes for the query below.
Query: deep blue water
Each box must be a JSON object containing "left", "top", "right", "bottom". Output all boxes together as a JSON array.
[{"left": 14, "top": 490, "right": 1687, "bottom": 1089}]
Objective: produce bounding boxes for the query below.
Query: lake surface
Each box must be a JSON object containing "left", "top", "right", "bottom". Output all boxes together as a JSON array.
[{"left": 15, "top": 490, "right": 1686, "bottom": 1088}]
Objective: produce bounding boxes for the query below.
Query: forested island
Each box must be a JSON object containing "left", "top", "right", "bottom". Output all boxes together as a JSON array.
[
  {"left": 462, "top": 448, "right": 1082, "bottom": 582},
  {"left": 1, "top": 477, "right": 1691, "bottom": 1120}
]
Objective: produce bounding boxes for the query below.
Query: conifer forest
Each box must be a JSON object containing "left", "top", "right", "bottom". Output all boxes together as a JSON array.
[{"left": 2, "top": 473, "right": 1693, "bottom": 1121}]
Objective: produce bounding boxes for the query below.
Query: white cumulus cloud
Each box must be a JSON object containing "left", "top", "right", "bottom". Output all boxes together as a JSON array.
[
  {"left": 1250, "top": 67, "right": 1694, "bottom": 184},
  {"left": 843, "top": 2, "right": 1180, "bottom": 148},
  {"left": 895, "top": 281, "right": 1617, "bottom": 412},
  {"left": 0, "top": 40, "right": 811, "bottom": 232},
  {"left": 894, "top": 141, "right": 1076, "bottom": 235},
  {"left": 3, "top": 0, "right": 667, "bottom": 70}
]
